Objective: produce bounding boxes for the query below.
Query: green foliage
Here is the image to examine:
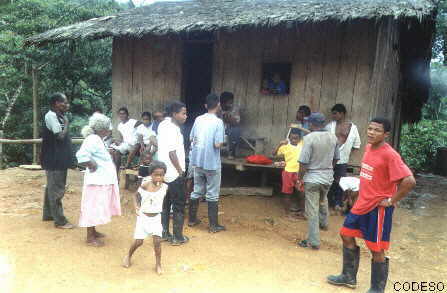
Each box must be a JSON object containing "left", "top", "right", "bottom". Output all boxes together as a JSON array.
[
  {"left": 425, "top": 63, "right": 447, "bottom": 120},
  {"left": 400, "top": 120, "right": 447, "bottom": 171},
  {"left": 0, "top": 0, "right": 121, "bottom": 166}
]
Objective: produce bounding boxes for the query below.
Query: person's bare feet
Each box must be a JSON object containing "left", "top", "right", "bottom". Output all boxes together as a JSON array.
[
  {"left": 155, "top": 264, "right": 163, "bottom": 275},
  {"left": 94, "top": 231, "right": 106, "bottom": 238},
  {"left": 122, "top": 256, "right": 131, "bottom": 268},
  {"left": 86, "top": 238, "right": 104, "bottom": 247}
]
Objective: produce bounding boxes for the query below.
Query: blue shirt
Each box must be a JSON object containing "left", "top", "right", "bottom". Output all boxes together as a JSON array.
[{"left": 190, "top": 113, "right": 225, "bottom": 170}]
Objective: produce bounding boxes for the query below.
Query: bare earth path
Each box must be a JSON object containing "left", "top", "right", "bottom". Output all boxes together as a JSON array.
[{"left": 0, "top": 168, "right": 445, "bottom": 293}]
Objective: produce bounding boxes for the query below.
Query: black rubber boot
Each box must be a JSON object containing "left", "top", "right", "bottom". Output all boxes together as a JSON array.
[
  {"left": 327, "top": 246, "right": 360, "bottom": 288},
  {"left": 161, "top": 211, "right": 172, "bottom": 242},
  {"left": 188, "top": 199, "right": 201, "bottom": 227},
  {"left": 171, "top": 212, "right": 189, "bottom": 246},
  {"left": 366, "top": 258, "right": 389, "bottom": 293},
  {"left": 208, "top": 201, "right": 226, "bottom": 233}
]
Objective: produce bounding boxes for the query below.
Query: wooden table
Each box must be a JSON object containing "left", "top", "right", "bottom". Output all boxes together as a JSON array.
[{"left": 221, "top": 157, "right": 281, "bottom": 187}]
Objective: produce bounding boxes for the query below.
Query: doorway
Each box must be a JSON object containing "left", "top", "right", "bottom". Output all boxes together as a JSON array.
[{"left": 182, "top": 42, "right": 214, "bottom": 132}]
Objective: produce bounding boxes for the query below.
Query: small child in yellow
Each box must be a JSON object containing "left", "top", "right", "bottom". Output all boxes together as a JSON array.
[{"left": 273, "top": 128, "right": 304, "bottom": 218}]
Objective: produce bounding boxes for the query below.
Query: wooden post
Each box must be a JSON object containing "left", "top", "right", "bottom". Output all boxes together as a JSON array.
[
  {"left": 0, "top": 130, "right": 4, "bottom": 169},
  {"left": 32, "top": 66, "right": 38, "bottom": 165}
]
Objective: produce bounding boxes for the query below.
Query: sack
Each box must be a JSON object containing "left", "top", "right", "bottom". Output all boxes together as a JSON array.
[{"left": 245, "top": 155, "right": 273, "bottom": 165}]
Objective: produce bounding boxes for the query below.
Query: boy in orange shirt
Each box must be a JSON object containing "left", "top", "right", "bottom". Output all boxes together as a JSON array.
[{"left": 273, "top": 128, "right": 304, "bottom": 218}]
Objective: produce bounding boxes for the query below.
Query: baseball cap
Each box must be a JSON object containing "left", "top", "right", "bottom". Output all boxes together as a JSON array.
[{"left": 308, "top": 112, "right": 326, "bottom": 126}]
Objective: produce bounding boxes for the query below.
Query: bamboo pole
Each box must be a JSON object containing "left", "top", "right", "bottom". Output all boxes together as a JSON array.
[
  {"left": 0, "top": 130, "right": 4, "bottom": 169},
  {"left": 32, "top": 66, "right": 38, "bottom": 164},
  {"left": 0, "top": 138, "right": 84, "bottom": 144}
]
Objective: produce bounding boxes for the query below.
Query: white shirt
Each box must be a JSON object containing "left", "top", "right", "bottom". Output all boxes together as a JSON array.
[
  {"left": 138, "top": 181, "right": 168, "bottom": 214},
  {"left": 327, "top": 121, "right": 361, "bottom": 165},
  {"left": 339, "top": 177, "right": 360, "bottom": 192},
  {"left": 45, "top": 110, "right": 64, "bottom": 134},
  {"left": 136, "top": 124, "right": 156, "bottom": 145},
  {"left": 157, "top": 117, "right": 185, "bottom": 183},
  {"left": 117, "top": 119, "right": 137, "bottom": 146},
  {"left": 76, "top": 134, "right": 118, "bottom": 186}
]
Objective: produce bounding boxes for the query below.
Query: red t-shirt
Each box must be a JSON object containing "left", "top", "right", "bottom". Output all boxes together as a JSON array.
[{"left": 351, "top": 143, "right": 412, "bottom": 215}]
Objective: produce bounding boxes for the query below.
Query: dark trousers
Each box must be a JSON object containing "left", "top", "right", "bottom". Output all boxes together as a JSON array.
[
  {"left": 43, "top": 170, "right": 68, "bottom": 226},
  {"left": 161, "top": 177, "right": 187, "bottom": 239},
  {"left": 328, "top": 164, "right": 347, "bottom": 208},
  {"left": 226, "top": 125, "right": 241, "bottom": 156},
  {"left": 162, "top": 177, "right": 186, "bottom": 227}
]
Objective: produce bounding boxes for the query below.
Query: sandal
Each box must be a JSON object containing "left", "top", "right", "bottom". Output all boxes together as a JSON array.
[{"left": 297, "top": 239, "right": 320, "bottom": 250}]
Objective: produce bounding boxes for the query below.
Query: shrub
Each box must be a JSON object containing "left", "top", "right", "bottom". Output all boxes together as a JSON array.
[{"left": 400, "top": 120, "right": 447, "bottom": 172}]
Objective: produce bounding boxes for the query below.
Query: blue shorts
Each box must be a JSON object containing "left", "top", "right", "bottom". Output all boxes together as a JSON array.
[{"left": 340, "top": 206, "right": 394, "bottom": 252}]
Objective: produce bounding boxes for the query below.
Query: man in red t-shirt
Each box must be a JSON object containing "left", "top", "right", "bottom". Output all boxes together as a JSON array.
[{"left": 327, "top": 117, "right": 415, "bottom": 293}]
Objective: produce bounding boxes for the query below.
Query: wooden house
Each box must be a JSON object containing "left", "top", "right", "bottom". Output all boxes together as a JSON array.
[{"left": 27, "top": 0, "right": 437, "bottom": 165}]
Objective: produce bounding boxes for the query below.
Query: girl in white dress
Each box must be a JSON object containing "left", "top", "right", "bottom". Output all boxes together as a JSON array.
[{"left": 122, "top": 161, "right": 167, "bottom": 275}]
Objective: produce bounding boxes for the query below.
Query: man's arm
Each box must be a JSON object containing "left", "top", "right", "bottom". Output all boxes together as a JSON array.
[
  {"left": 298, "top": 162, "right": 308, "bottom": 181},
  {"left": 169, "top": 151, "right": 183, "bottom": 176},
  {"left": 214, "top": 120, "right": 225, "bottom": 149},
  {"left": 56, "top": 116, "right": 69, "bottom": 140},
  {"left": 351, "top": 125, "right": 361, "bottom": 153},
  {"left": 379, "top": 175, "right": 416, "bottom": 207}
]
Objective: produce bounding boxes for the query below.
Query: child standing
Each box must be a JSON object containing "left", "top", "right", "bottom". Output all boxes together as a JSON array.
[
  {"left": 122, "top": 161, "right": 167, "bottom": 275},
  {"left": 273, "top": 128, "right": 304, "bottom": 219}
]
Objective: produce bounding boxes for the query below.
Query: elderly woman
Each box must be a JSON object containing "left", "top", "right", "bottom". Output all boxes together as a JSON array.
[{"left": 76, "top": 113, "right": 121, "bottom": 247}]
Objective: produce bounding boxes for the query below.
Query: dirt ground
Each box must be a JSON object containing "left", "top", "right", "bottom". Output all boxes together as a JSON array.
[{"left": 0, "top": 168, "right": 446, "bottom": 293}]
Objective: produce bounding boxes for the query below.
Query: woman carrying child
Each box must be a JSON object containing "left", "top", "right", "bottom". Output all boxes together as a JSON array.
[
  {"left": 76, "top": 113, "right": 121, "bottom": 247},
  {"left": 122, "top": 161, "right": 167, "bottom": 275}
]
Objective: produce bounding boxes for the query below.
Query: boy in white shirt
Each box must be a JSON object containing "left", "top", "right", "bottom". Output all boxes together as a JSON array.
[
  {"left": 158, "top": 101, "right": 189, "bottom": 245},
  {"left": 122, "top": 161, "right": 167, "bottom": 275}
]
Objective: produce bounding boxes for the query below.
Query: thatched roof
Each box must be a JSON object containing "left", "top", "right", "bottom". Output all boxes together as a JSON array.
[{"left": 26, "top": 0, "right": 437, "bottom": 45}]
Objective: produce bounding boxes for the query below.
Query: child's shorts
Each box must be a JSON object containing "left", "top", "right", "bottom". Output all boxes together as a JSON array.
[
  {"left": 340, "top": 206, "right": 394, "bottom": 252},
  {"left": 134, "top": 212, "right": 162, "bottom": 239},
  {"left": 282, "top": 170, "right": 298, "bottom": 194}
]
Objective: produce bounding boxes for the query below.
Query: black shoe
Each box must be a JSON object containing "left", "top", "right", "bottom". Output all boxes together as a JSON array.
[
  {"left": 366, "top": 258, "right": 389, "bottom": 293},
  {"left": 161, "top": 211, "right": 172, "bottom": 242},
  {"left": 171, "top": 211, "right": 189, "bottom": 246},
  {"left": 188, "top": 199, "right": 201, "bottom": 227},
  {"left": 327, "top": 246, "right": 360, "bottom": 288},
  {"left": 208, "top": 201, "right": 226, "bottom": 233}
]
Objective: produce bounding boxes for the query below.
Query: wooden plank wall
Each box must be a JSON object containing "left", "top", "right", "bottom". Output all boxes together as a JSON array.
[
  {"left": 111, "top": 36, "right": 182, "bottom": 125},
  {"left": 111, "top": 19, "right": 402, "bottom": 166},
  {"left": 211, "top": 19, "right": 401, "bottom": 165}
]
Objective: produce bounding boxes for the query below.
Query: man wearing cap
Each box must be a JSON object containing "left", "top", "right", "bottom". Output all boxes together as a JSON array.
[{"left": 296, "top": 112, "right": 339, "bottom": 249}]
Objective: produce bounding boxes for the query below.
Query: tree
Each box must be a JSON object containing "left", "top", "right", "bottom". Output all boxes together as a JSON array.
[{"left": 0, "top": 0, "right": 122, "bottom": 165}]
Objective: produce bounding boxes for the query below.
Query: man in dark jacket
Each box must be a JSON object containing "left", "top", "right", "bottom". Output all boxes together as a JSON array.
[{"left": 41, "top": 92, "right": 74, "bottom": 229}]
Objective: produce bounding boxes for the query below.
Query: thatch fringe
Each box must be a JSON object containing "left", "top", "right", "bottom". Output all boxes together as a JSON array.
[{"left": 26, "top": 0, "right": 438, "bottom": 45}]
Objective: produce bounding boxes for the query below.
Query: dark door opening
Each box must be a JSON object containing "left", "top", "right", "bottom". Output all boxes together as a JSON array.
[{"left": 182, "top": 42, "right": 214, "bottom": 134}]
